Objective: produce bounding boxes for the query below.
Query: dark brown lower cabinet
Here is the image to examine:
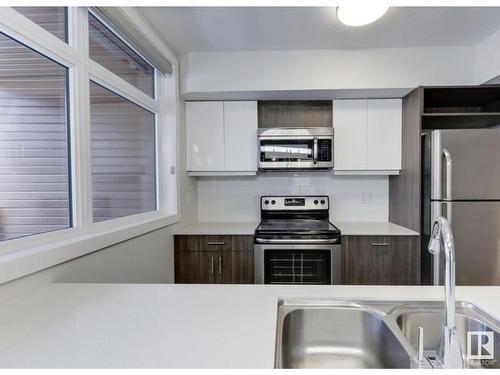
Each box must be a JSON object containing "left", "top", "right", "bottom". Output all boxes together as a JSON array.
[
  {"left": 223, "top": 251, "right": 253, "bottom": 284},
  {"left": 175, "top": 251, "right": 219, "bottom": 283},
  {"left": 342, "top": 235, "right": 420, "bottom": 285},
  {"left": 174, "top": 235, "right": 254, "bottom": 284}
]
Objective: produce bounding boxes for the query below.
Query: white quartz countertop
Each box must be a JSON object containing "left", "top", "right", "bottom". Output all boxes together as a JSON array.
[
  {"left": 173, "top": 221, "right": 259, "bottom": 235},
  {"left": 335, "top": 221, "right": 419, "bottom": 236},
  {"left": 173, "top": 221, "right": 419, "bottom": 236},
  {"left": 0, "top": 284, "right": 499, "bottom": 368}
]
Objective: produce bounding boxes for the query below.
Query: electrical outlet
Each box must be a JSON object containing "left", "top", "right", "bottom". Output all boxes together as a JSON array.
[{"left": 361, "top": 192, "right": 373, "bottom": 204}]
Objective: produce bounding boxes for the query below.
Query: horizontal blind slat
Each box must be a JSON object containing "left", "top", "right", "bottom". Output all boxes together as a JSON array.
[
  {"left": 12, "top": 7, "right": 67, "bottom": 42},
  {"left": 0, "top": 31, "right": 71, "bottom": 241},
  {"left": 89, "top": 81, "right": 156, "bottom": 223}
]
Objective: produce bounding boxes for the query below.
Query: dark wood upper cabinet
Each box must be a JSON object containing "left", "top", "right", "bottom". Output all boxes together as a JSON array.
[
  {"left": 423, "top": 86, "right": 500, "bottom": 114},
  {"left": 174, "top": 235, "right": 254, "bottom": 284},
  {"left": 257, "top": 100, "right": 332, "bottom": 128},
  {"left": 342, "top": 235, "right": 420, "bottom": 285},
  {"left": 422, "top": 86, "right": 500, "bottom": 130}
]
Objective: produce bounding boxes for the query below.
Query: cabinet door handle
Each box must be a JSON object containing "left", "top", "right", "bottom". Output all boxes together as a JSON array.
[
  {"left": 207, "top": 241, "right": 224, "bottom": 246},
  {"left": 218, "top": 256, "right": 222, "bottom": 275},
  {"left": 371, "top": 242, "right": 391, "bottom": 246},
  {"left": 210, "top": 257, "right": 214, "bottom": 275}
]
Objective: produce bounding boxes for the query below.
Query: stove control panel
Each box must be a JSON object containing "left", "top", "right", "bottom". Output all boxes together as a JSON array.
[{"left": 261, "top": 196, "right": 329, "bottom": 210}]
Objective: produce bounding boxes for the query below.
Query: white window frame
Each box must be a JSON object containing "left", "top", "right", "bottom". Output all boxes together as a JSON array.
[{"left": 0, "top": 7, "right": 179, "bottom": 284}]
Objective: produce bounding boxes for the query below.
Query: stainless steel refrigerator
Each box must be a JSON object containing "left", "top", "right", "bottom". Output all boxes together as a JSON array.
[{"left": 422, "top": 129, "right": 500, "bottom": 286}]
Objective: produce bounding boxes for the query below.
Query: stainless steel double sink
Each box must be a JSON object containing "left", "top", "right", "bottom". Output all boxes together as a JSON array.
[{"left": 275, "top": 299, "right": 500, "bottom": 369}]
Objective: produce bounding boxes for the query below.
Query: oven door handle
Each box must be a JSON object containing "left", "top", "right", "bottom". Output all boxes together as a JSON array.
[{"left": 255, "top": 238, "right": 340, "bottom": 244}]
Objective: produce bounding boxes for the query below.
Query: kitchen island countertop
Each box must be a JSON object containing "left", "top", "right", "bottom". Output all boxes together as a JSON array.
[{"left": 0, "top": 283, "right": 498, "bottom": 368}]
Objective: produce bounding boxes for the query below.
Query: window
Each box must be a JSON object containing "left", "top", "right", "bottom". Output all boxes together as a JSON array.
[
  {"left": 13, "top": 7, "right": 67, "bottom": 42},
  {"left": 0, "top": 7, "right": 176, "bottom": 283},
  {"left": 0, "top": 32, "right": 70, "bottom": 242},
  {"left": 89, "top": 81, "right": 156, "bottom": 223},
  {"left": 88, "top": 13, "right": 155, "bottom": 97}
]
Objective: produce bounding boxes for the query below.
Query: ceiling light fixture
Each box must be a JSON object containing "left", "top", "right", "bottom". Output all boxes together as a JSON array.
[{"left": 336, "top": 4, "right": 389, "bottom": 27}]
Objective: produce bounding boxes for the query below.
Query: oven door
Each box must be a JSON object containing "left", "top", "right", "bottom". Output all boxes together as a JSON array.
[
  {"left": 254, "top": 243, "right": 341, "bottom": 284},
  {"left": 258, "top": 137, "right": 333, "bottom": 170}
]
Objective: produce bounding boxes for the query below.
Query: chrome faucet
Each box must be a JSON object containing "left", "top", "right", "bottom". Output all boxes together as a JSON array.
[{"left": 428, "top": 216, "right": 464, "bottom": 369}]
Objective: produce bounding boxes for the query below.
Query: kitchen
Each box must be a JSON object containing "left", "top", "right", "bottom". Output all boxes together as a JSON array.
[{"left": 0, "top": 2, "right": 500, "bottom": 371}]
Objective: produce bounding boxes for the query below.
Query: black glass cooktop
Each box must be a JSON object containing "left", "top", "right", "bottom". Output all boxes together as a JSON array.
[{"left": 255, "top": 219, "right": 340, "bottom": 237}]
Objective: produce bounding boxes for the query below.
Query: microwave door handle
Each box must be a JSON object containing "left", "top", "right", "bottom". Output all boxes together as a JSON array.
[{"left": 313, "top": 137, "right": 318, "bottom": 164}]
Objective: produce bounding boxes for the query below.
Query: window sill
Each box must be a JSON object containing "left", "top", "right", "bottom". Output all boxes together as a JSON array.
[{"left": 0, "top": 213, "right": 180, "bottom": 284}]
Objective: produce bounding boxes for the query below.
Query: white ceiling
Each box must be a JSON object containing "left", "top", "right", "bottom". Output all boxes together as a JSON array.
[{"left": 139, "top": 7, "right": 500, "bottom": 55}]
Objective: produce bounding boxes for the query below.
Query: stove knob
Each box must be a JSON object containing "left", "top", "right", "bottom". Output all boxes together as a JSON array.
[
  {"left": 314, "top": 200, "right": 319, "bottom": 205},
  {"left": 320, "top": 199, "right": 326, "bottom": 205},
  {"left": 271, "top": 200, "right": 276, "bottom": 205},
  {"left": 264, "top": 200, "right": 269, "bottom": 205}
]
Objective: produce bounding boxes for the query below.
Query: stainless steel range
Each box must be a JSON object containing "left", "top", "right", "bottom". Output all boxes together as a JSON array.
[{"left": 254, "top": 196, "right": 341, "bottom": 284}]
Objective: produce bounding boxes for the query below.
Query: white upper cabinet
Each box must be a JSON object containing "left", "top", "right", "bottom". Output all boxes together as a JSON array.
[
  {"left": 367, "top": 99, "right": 402, "bottom": 171},
  {"left": 224, "top": 101, "right": 258, "bottom": 172},
  {"left": 186, "top": 101, "right": 225, "bottom": 172},
  {"left": 186, "top": 101, "right": 257, "bottom": 175},
  {"left": 333, "top": 99, "right": 402, "bottom": 174},
  {"left": 333, "top": 100, "right": 368, "bottom": 170}
]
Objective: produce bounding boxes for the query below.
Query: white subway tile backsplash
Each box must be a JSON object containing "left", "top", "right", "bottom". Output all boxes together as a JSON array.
[{"left": 197, "top": 172, "right": 389, "bottom": 222}]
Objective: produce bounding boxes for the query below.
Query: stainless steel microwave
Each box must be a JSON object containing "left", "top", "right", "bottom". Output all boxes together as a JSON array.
[{"left": 258, "top": 127, "right": 334, "bottom": 170}]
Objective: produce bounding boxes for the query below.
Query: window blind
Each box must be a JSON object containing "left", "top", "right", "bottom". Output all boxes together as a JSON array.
[
  {"left": 88, "top": 12, "right": 155, "bottom": 97},
  {"left": 13, "top": 7, "right": 67, "bottom": 42},
  {"left": 0, "top": 32, "right": 70, "bottom": 242},
  {"left": 91, "top": 7, "right": 173, "bottom": 75},
  {"left": 89, "top": 81, "right": 156, "bottom": 223}
]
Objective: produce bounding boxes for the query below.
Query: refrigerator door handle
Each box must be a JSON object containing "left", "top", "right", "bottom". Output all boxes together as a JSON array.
[
  {"left": 431, "top": 201, "right": 441, "bottom": 285},
  {"left": 443, "top": 148, "right": 452, "bottom": 201},
  {"left": 431, "top": 130, "right": 442, "bottom": 200}
]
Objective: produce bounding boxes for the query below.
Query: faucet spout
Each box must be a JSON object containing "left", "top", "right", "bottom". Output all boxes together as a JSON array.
[{"left": 428, "top": 216, "right": 464, "bottom": 369}]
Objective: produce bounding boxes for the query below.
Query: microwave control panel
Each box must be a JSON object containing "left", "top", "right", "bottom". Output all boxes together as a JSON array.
[{"left": 317, "top": 139, "right": 332, "bottom": 161}]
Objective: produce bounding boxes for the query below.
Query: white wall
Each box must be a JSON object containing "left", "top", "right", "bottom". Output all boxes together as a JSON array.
[
  {"left": 182, "top": 47, "right": 477, "bottom": 95},
  {"left": 197, "top": 173, "right": 388, "bottom": 222},
  {"left": 476, "top": 28, "right": 500, "bottom": 84},
  {"left": 0, "top": 225, "right": 175, "bottom": 302},
  {"left": 177, "top": 99, "right": 199, "bottom": 223}
]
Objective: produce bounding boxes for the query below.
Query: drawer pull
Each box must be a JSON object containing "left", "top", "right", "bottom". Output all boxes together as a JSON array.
[
  {"left": 210, "top": 257, "right": 214, "bottom": 275},
  {"left": 371, "top": 242, "right": 391, "bottom": 247},
  {"left": 207, "top": 241, "right": 225, "bottom": 246},
  {"left": 218, "top": 256, "right": 222, "bottom": 275}
]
